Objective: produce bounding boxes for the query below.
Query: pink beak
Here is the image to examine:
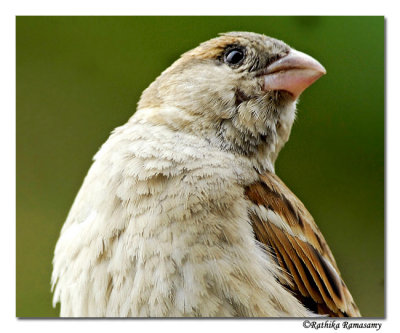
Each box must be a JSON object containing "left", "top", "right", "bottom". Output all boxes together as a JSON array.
[{"left": 263, "top": 49, "right": 326, "bottom": 100}]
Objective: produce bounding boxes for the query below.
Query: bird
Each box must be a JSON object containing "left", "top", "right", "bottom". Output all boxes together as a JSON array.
[{"left": 51, "top": 31, "right": 361, "bottom": 317}]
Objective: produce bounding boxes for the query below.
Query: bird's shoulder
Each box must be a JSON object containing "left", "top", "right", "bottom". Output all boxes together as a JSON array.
[{"left": 244, "top": 171, "right": 361, "bottom": 317}]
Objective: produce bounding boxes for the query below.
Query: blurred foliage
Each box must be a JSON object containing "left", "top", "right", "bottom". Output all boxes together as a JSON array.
[{"left": 16, "top": 16, "right": 384, "bottom": 317}]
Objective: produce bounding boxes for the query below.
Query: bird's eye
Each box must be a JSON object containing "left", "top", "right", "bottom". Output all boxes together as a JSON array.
[{"left": 224, "top": 48, "right": 245, "bottom": 66}]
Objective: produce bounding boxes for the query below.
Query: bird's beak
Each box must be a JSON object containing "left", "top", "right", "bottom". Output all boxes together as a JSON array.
[{"left": 262, "top": 49, "right": 326, "bottom": 100}]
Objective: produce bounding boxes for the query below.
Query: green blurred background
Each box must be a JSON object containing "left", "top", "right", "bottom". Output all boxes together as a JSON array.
[{"left": 16, "top": 16, "right": 384, "bottom": 317}]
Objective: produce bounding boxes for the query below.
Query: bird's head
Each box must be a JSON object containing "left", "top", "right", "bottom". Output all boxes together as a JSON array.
[{"left": 137, "top": 31, "right": 326, "bottom": 172}]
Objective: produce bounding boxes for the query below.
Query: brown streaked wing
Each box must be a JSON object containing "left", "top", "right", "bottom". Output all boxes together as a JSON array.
[{"left": 245, "top": 171, "right": 361, "bottom": 317}]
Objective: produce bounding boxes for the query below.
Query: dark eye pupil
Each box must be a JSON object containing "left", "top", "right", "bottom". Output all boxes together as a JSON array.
[{"left": 225, "top": 49, "right": 244, "bottom": 65}]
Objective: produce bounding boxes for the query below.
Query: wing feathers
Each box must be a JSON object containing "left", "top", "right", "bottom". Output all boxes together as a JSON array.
[
  {"left": 265, "top": 220, "right": 310, "bottom": 297},
  {"left": 246, "top": 171, "right": 361, "bottom": 317}
]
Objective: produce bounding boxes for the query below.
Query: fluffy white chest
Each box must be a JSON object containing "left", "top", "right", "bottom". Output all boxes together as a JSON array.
[{"left": 52, "top": 115, "right": 309, "bottom": 317}]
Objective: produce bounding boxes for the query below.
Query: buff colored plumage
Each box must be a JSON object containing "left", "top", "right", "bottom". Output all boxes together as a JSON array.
[{"left": 52, "top": 32, "right": 360, "bottom": 317}]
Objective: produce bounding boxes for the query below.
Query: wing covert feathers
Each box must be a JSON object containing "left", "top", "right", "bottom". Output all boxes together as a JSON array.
[{"left": 245, "top": 171, "right": 361, "bottom": 317}]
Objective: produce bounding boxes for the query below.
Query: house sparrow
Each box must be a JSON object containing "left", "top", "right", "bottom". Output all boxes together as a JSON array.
[{"left": 51, "top": 31, "right": 360, "bottom": 317}]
